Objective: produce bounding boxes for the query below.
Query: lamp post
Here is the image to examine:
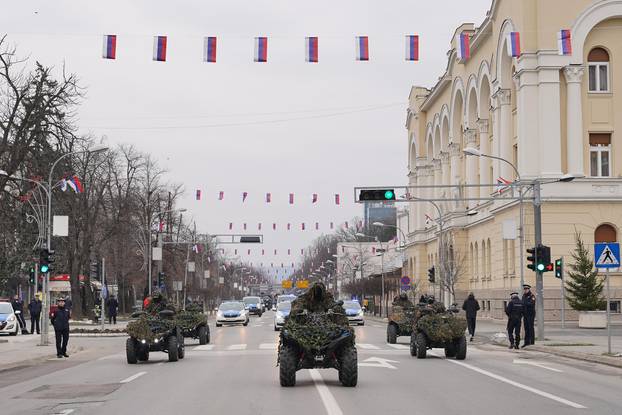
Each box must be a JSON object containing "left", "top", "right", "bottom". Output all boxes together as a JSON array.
[{"left": 147, "top": 208, "right": 186, "bottom": 296}]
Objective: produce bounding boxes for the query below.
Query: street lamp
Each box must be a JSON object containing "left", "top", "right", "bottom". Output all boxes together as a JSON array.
[{"left": 147, "top": 207, "right": 187, "bottom": 295}]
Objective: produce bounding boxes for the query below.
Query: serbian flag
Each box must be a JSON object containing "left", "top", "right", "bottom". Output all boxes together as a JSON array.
[
  {"left": 305, "top": 36, "right": 318, "bottom": 63},
  {"left": 67, "top": 176, "right": 83, "bottom": 193},
  {"left": 425, "top": 214, "right": 433, "bottom": 225},
  {"left": 497, "top": 176, "right": 512, "bottom": 192},
  {"left": 229, "top": 222, "right": 233, "bottom": 230},
  {"left": 558, "top": 29, "right": 572, "bottom": 56},
  {"left": 457, "top": 32, "right": 470, "bottom": 60},
  {"left": 273, "top": 223, "right": 277, "bottom": 230},
  {"left": 258, "top": 223, "right": 262, "bottom": 230},
  {"left": 289, "top": 193, "right": 294, "bottom": 204},
  {"left": 266, "top": 193, "right": 271, "bottom": 203},
  {"left": 312, "top": 193, "right": 318, "bottom": 203},
  {"left": 243, "top": 223, "right": 247, "bottom": 230},
  {"left": 355, "top": 36, "right": 369, "bottom": 61},
  {"left": 219, "top": 191, "right": 224, "bottom": 200},
  {"left": 506, "top": 32, "right": 521, "bottom": 57},
  {"left": 330, "top": 222, "right": 334, "bottom": 229},
  {"left": 203, "top": 36, "right": 217, "bottom": 62},
  {"left": 242, "top": 192, "right": 248, "bottom": 202},
  {"left": 405, "top": 35, "right": 419, "bottom": 61},
  {"left": 274, "top": 249, "right": 277, "bottom": 255},
  {"left": 195, "top": 189, "right": 201, "bottom": 200},
  {"left": 301, "top": 223, "right": 306, "bottom": 230},
  {"left": 288, "top": 249, "right": 291, "bottom": 255},
  {"left": 254, "top": 37, "right": 268, "bottom": 62},
  {"left": 335, "top": 194, "right": 340, "bottom": 205},
  {"left": 287, "top": 223, "right": 291, "bottom": 231},
  {"left": 153, "top": 36, "right": 167, "bottom": 61},
  {"left": 102, "top": 35, "right": 117, "bottom": 59},
  {"left": 315, "top": 222, "right": 319, "bottom": 230}
]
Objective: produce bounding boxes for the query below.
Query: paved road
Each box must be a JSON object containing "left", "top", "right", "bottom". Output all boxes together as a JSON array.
[{"left": 2, "top": 311, "right": 621, "bottom": 415}]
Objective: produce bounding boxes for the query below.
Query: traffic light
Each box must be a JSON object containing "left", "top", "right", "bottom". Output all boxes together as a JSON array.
[
  {"left": 29, "top": 267, "right": 35, "bottom": 285},
  {"left": 554, "top": 257, "right": 563, "bottom": 279},
  {"left": 538, "top": 245, "right": 551, "bottom": 272},
  {"left": 526, "top": 247, "right": 536, "bottom": 271},
  {"left": 39, "top": 249, "right": 50, "bottom": 273},
  {"left": 157, "top": 271, "right": 165, "bottom": 287},
  {"left": 359, "top": 189, "right": 396, "bottom": 202},
  {"left": 427, "top": 266, "right": 435, "bottom": 283}
]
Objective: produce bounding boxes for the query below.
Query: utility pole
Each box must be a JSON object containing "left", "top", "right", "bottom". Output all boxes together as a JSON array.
[
  {"left": 533, "top": 181, "right": 545, "bottom": 341},
  {"left": 100, "top": 258, "right": 106, "bottom": 330}
]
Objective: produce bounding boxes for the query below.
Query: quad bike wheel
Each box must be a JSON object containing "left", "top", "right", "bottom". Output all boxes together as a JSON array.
[
  {"left": 279, "top": 345, "right": 298, "bottom": 387},
  {"left": 126, "top": 338, "right": 138, "bottom": 364},
  {"left": 199, "top": 325, "right": 209, "bottom": 345},
  {"left": 168, "top": 336, "right": 179, "bottom": 362},
  {"left": 455, "top": 335, "right": 467, "bottom": 360},
  {"left": 387, "top": 325, "right": 397, "bottom": 344},
  {"left": 338, "top": 346, "right": 358, "bottom": 387},
  {"left": 416, "top": 332, "right": 427, "bottom": 359}
]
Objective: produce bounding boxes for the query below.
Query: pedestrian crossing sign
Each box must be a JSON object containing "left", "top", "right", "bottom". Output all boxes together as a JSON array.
[{"left": 594, "top": 243, "right": 620, "bottom": 269}]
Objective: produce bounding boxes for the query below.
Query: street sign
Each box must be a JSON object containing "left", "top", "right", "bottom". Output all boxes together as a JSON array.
[
  {"left": 296, "top": 280, "right": 309, "bottom": 289},
  {"left": 400, "top": 276, "right": 410, "bottom": 285},
  {"left": 282, "top": 280, "right": 293, "bottom": 289},
  {"left": 595, "top": 243, "right": 620, "bottom": 268}
]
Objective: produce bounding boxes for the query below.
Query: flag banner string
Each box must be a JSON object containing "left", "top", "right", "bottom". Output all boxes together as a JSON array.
[{"left": 194, "top": 191, "right": 342, "bottom": 205}]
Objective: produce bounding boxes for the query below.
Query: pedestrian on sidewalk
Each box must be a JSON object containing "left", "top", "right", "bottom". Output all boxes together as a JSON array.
[
  {"left": 11, "top": 294, "right": 27, "bottom": 334},
  {"left": 505, "top": 292, "right": 524, "bottom": 350},
  {"left": 522, "top": 284, "right": 536, "bottom": 347},
  {"left": 28, "top": 296, "right": 42, "bottom": 334},
  {"left": 462, "top": 292, "right": 480, "bottom": 341},
  {"left": 50, "top": 297, "right": 70, "bottom": 358},
  {"left": 107, "top": 295, "right": 119, "bottom": 324}
]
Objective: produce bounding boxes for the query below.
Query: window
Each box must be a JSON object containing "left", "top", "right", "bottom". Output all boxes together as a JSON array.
[
  {"left": 611, "top": 301, "right": 621, "bottom": 314},
  {"left": 487, "top": 238, "right": 492, "bottom": 279},
  {"left": 588, "top": 48, "right": 610, "bottom": 93},
  {"left": 589, "top": 134, "right": 611, "bottom": 177},
  {"left": 595, "top": 224, "right": 617, "bottom": 243}
]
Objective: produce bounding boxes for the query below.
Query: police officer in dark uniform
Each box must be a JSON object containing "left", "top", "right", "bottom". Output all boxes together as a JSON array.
[
  {"left": 522, "top": 284, "right": 536, "bottom": 347},
  {"left": 50, "top": 297, "right": 71, "bottom": 358},
  {"left": 505, "top": 292, "right": 524, "bottom": 349}
]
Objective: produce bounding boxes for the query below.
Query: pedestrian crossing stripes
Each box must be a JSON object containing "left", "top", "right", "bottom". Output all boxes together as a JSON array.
[
  {"left": 193, "top": 345, "right": 215, "bottom": 351},
  {"left": 227, "top": 344, "right": 247, "bottom": 350},
  {"left": 357, "top": 343, "right": 380, "bottom": 350},
  {"left": 387, "top": 344, "right": 409, "bottom": 350},
  {"left": 190, "top": 342, "right": 435, "bottom": 353}
]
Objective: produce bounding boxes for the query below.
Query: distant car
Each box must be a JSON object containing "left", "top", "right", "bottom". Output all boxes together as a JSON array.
[
  {"left": 216, "top": 302, "right": 249, "bottom": 327},
  {"left": 277, "top": 294, "right": 296, "bottom": 304},
  {"left": 274, "top": 301, "right": 292, "bottom": 331},
  {"left": 0, "top": 302, "right": 18, "bottom": 336},
  {"left": 343, "top": 301, "right": 365, "bottom": 326},
  {"left": 243, "top": 296, "right": 263, "bottom": 317}
]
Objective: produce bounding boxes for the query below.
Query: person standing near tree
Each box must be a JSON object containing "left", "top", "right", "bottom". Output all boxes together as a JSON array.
[
  {"left": 28, "top": 296, "right": 42, "bottom": 334},
  {"left": 462, "top": 292, "right": 480, "bottom": 341},
  {"left": 522, "top": 284, "right": 536, "bottom": 347}
]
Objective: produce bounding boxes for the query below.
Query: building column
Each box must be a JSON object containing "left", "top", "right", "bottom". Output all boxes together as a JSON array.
[
  {"left": 448, "top": 142, "right": 462, "bottom": 209},
  {"left": 407, "top": 171, "right": 418, "bottom": 235},
  {"left": 538, "top": 68, "right": 563, "bottom": 177},
  {"left": 564, "top": 66, "right": 586, "bottom": 177},
  {"left": 432, "top": 158, "right": 442, "bottom": 200},
  {"left": 515, "top": 70, "right": 540, "bottom": 179},
  {"left": 477, "top": 119, "right": 490, "bottom": 192},
  {"left": 414, "top": 157, "right": 429, "bottom": 232},
  {"left": 493, "top": 89, "right": 512, "bottom": 181},
  {"left": 465, "top": 128, "right": 478, "bottom": 204}
]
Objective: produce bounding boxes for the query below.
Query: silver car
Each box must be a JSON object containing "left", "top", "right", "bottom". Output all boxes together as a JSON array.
[
  {"left": 343, "top": 300, "right": 365, "bottom": 326},
  {"left": 0, "top": 302, "right": 19, "bottom": 335},
  {"left": 273, "top": 301, "right": 291, "bottom": 331},
  {"left": 216, "top": 301, "right": 249, "bottom": 327}
]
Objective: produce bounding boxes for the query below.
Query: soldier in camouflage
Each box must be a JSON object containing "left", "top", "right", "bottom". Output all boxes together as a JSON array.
[{"left": 290, "top": 282, "right": 344, "bottom": 314}]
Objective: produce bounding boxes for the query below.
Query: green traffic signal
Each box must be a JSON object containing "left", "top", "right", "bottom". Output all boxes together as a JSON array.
[
  {"left": 537, "top": 263, "right": 545, "bottom": 272},
  {"left": 384, "top": 190, "right": 395, "bottom": 200},
  {"left": 40, "top": 264, "right": 49, "bottom": 273}
]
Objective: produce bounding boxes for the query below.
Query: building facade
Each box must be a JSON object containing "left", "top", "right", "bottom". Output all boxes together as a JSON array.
[{"left": 403, "top": 0, "right": 622, "bottom": 320}]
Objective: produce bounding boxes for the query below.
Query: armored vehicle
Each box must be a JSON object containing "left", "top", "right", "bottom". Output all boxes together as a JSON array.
[
  {"left": 409, "top": 304, "right": 467, "bottom": 360},
  {"left": 126, "top": 309, "right": 186, "bottom": 363}
]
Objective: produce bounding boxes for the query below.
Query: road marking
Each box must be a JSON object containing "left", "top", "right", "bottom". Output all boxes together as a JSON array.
[
  {"left": 447, "top": 359, "right": 585, "bottom": 409},
  {"left": 55, "top": 410, "right": 75, "bottom": 415},
  {"left": 119, "top": 371, "right": 147, "bottom": 384},
  {"left": 513, "top": 359, "right": 563, "bottom": 373},
  {"left": 193, "top": 345, "right": 214, "bottom": 351},
  {"left": 357, "top": 343, "right": 380, "bottom": 350},
  {"left": 259, "top": 343, "right": 277, "bottom": 350},
  {"left": 98, "top": 353, "right": 124, "bottom": 360},
  {"left": 309, "top": 369, "right": 344, "bottom": 415},
  {"left": 387, "top": 344, "right": 409, "bottom": 350},
  {"left": 227, "top": 344, "right": 247, "bottom": 350},
  {"left": 359, "top": 357, "right": 398, "bottom": 369}
]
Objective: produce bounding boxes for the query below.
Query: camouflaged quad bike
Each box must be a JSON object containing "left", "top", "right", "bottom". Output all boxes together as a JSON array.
[
  {"left": 278, "top": 306, "right": 357, "bottom": 387},
  {"left": 387, "top": 305, "right": 416, "bottom": 344},
  {"left": 126, "top": 310, "right": 186, "bottom": 363},
  {"left": 176, "top": 304, "right": 210, "bottom": 345},
  {"left": 409, "top": 305, "right": 468, "bottom": 360}
]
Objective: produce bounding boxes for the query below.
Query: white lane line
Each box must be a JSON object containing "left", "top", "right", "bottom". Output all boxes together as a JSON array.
[
  {"left": 55, "top": 410, "right": 75, "bottom": 415},
  {"left": 513, "top": 359, "right": 563, "bottom": 373},
  {"left": 259, "top": 343, "right": 277, "bottom": 350},
  {"left": 193, "top": 345, "right": 215, "bottom": 351},
  {"left": 98, "top": 353, "right": 124, "bottom": 360},
  {"left": 447, "top": 359, "right": 585, "bottom": 409},
  {"left": 119, "top": 371, "right": 147, "bottom": 384},
  {"left": 309, "top": 369, "right": 344, "bottom": 415},
  {"left": 357, "top": 343, "right": 380, "bottom": 350},
  {"left": 387, "top": 344, "right": 409, "bottom": 350},
  {"left": 227, "top": 344, "right": 247, "bottom": 350}
]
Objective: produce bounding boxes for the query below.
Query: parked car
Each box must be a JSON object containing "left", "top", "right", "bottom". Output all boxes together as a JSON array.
[
  {"left": 216, "top": 301, "right": 249, "bottom": 327},
  {"left": 243, "top": 296, "right": 263, "bottom": 317},
  {"left": 343, "top": 300, "right": 365, "bottom": 326},
  {"left": 274, "top": 300, "right": 291, "bottom": 331},
  {"left": 277, "top": 294, "right": 296, "bottom": 304},
  {"left": 0, "top": 302, "right": 19, "bottom": 336}
]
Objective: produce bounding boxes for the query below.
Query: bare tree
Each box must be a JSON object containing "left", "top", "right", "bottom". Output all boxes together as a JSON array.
[{"left": 438, "top": 233, "right": 466, "bottom": 303}]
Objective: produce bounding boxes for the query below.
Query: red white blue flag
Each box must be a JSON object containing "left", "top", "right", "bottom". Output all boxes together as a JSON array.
[
  {"left": 195, "top": 189, "right": 201, "bottom": 200},
  {"left": 305, "top": 37, "right": 318, "bottom": 63},
  {"left": 273, "top": 223, "right": 277, "bottom": 230},
  {"left": 266, "top": 193, "right": 271, "bottom": 203},
  {"left": 558, "top": 30, "right": 572, "bottom": 56},
  {"left": 355, "top": 36, "right": 369, "bottom": 61},
  {"left": 203, "top": 36, "right": 217, "bottom": 62},
  {"left": 506, "top": 32, "right": 521, "bottom": 57},
  {"left": 289, "top": 193, "right": 294, "bottom": 204},
  {"left": 312, "top": 193, "right": 318, "bottom": 203},
  {"left": 457, "top": 32, "right": 470, "bottom": 60},
  {"left": 219, "top": 191, "right": 224, "bottom": 200},
  {"left": 405, "top": 35, "right": 419, "bottom": 61},
  {"left": 315, "top": 222, "right": 319, "bottom": 230},
  {"left": 335, "top": 194, "right": 340, "bottom": 205},
  {"left": 242, "top": 192, "right": 248, "bottom": 202},
  {"left": 254, "top": 37, "right": 268, "bottom": 62},
  {"left": 102, "top": 35, "right": 117, "bottom": 59},
  {"left": 496, "top": 176, "right": 512, "bottom": 192},
  {"left": 153, "top": 36, "right": 167, "bottom": 61}
]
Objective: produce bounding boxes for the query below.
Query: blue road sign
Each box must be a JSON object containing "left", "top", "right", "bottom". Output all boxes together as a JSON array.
[{"left": 595, "top": 243, "right": 620, "bottom": 269}]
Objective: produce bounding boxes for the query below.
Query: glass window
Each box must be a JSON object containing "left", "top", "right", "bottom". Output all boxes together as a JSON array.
[
  {"left": 595, "top": 224, "right": 617, "bottom": 243},
  {"left": 589, "top": 134, "right": 612, "bottom": 177},
  {"left": 589, "top": 65, "right": 597, "bottom": 91},
  {"left": 588, "top": 48, "right": 610, "bottom": 93}
]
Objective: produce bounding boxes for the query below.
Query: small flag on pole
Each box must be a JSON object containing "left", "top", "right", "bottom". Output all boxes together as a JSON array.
[
  {"left": 506, "top": 32, "right": 521, "bottom": 57},
  {"left": 289, "top": 193, "right": 294, "bottom": 204},
  {"left": 266, "top": 193, "right": 271, "bottom": 203},
  {"left": 355, "top": 36, "right": 369, "bottom": 61},
  {"left": 315, "top": 222, "right": 319, "bottom": 230},
  {"left": 345, "top": 221, "right": 349, "bottom": 229},
  {"left": 287, "top": 223, "right": 291, "bottom": 231},
  {"left": 405, "top": 35, "right": 419, "bottom": 61},
  {"left": 312, "top": 193, "right": 318, "bottom": 203},
  {"left": 301, "top": 249, "right": 304, "bottom": 255},
  {"left": 330, "top": 222, "right": 334, "bottom": 229},
  {"left": 254, "top": 37, "right": 268, "bottom": 62},
  {"left": 335, "top": 194, "right": 340, "bottom": 205},
  {"left": 273, "top": 223, "right": 277, "bottom": 230},
  {"left": 425, "top": 213, "right": 433, "bottom": 225},
  {"left": 102, "top": 35, "right": 117, "bottom": 59},
  {"left": 457, "top": 32, "right": 470, "bottom": 60},
  {"left": 258, "top": 223, "right": 262, "bottom": 230},
  {"left": 229, "top": 222, "right": 233, "bottom": 230},
  {"left": 195, "top": 189, "right": 201, "bottom": 200},
  {"left": 203, "top": 36, "right": 217, "bottom": 62},
  {"left": 302, "top": 223, "right": 305, "bottom": 230},
  {"left": 243, "top": 223, "right": 247, "bottom": 230},
  {"left": 558, "top": 29, "right": 572, "bottom": 56},
  {"left": 153, "top": 36, "right": 167, "bottom": 61},
  {"left": 219, "top": 191, "right": 224, "bottom": 200},
  {"left": 305, "top": 36, "right": 318, "bottom": 63},
  {"left": 242, "top": 192, "right": 248, "bottom": 202}
]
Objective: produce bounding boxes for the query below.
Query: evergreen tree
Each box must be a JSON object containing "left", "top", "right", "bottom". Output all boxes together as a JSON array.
[{"left": 566, "top": 231, "right": 606, "bottom": 311}]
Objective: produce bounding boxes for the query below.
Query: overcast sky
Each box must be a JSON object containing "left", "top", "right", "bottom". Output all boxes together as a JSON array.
[{"left": 3, "top": 0, "right": 491, "bottom": 280}]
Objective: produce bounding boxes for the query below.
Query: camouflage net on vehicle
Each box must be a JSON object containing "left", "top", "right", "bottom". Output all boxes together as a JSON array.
[
  {"left": 176, "top": 307, "right": 207, "bottom": 332},
  {"left": 416, "top": 313, "right": 467, "bottom": 343},
  {"left": 126, "top": 314, "right": 175, "bottom": 342},
  {"left": 390, "top": 305, "right": 416, "bottom": 334}
]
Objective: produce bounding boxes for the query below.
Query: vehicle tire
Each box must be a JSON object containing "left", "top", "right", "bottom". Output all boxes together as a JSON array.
[
  {"left": 138, "top": 349, "right": 149, "bottom": 362},
  {"left": 416, "top": 332, "right": 427, "bottom": 359},
  {"left": 198, "top": 326, "right": 208, "bottom": 345},
  {"left": 274, "top": 325, "right": 279, "bottom": 331},
  {"left": 167, "top": 336, "right": 179, "bottom": 362},
  {"left": 9, "top": 327, "right": 17, "bottom": 336},
  {"left": 338, "top": 346, "right": 358, "bottom": 387},
  {"left": 243, "top": 320, "right": 249, "bottom": 327},
  {"left": 205, "top": 326, "right": 210, "bottom": 344},
  {"left": 409, "top": 333, "right": 417, "bottom": 357},
  {"left": 258, "top": 312, "right": 262, "bottom": 318},
  {"left": 359, "top": 321, "right": 365, "bottom": 326},
  {"left": 387, "top": 324, "right": 397, "bottom": 344},
  {"left": 279, "top": 345, "right": 298, "bottom": 387},
  {"left": 216, "top": 323, "right": 222, "bottom": 327},
  {"left": 455, "top": 335, "right": 467, "bottom": 360},
  {"left": 178, "top": 337, "right": 185, "bottom": 360},
  {"left": 126, "top": 338, "right": 138, "bottom": 364}
]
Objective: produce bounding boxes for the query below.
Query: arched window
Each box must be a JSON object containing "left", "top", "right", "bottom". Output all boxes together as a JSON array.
[
  {"left": 595, "top": 224, "right": 617, "bottom": 243},
  {"left": 588, "top": 47, "right": 610, "bottom": 93},
  {"left": 486, "top": 238, "right": 492, "bottom": 278}
]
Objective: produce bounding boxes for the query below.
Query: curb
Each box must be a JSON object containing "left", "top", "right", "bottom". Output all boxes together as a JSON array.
[
  {"left": 0, "top": 344, "right": 82, "bottom": 373},
  {"left": 70, "top": 333, "right": 127, "bottom": 337}
]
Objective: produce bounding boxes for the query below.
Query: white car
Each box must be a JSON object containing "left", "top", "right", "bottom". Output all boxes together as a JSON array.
[
  {"left": 343, "top": 300, "right": 365, "bottom": 326},
  {"left": 273, "top": 301, "right": 291, "bottom": 331},
  {"left": 0, "top": 302, "right": 19, "bottom": 335},
  {"left": 215, "top": 301, "right": 249, "bottom": 327}
]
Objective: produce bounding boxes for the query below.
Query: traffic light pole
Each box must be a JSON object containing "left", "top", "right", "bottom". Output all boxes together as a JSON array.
[{"left": 533, "top": 181, "right": 545, "bottom": 342}]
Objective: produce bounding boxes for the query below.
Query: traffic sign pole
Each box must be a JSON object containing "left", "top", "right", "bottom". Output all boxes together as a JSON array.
[
  {"left": 606, "top": 267, "right": 611, "bottom": 355},
  {"left": 561, "top": 256, "right": 565, "bottom": 329}
]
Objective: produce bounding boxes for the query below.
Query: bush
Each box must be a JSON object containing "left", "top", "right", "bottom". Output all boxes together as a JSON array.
[{"left": 566, "top": 231, "right": 606, "bottom": 311}]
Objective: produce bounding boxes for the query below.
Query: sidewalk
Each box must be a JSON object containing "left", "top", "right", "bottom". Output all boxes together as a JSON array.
[{"left": 0, "top": 333, "right": 81, "bottom": 371}]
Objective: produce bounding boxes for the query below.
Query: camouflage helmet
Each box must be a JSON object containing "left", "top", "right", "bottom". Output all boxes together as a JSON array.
[{"left": 309, "top": 282, "right": 327, "bottom": 303}]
